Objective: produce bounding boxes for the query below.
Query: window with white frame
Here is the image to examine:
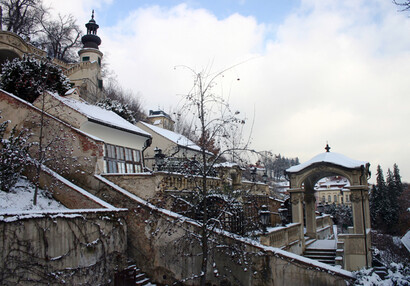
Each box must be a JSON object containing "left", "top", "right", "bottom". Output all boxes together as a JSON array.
[{"left": 104, "top": 143, "right": 142, "bottom": 173}]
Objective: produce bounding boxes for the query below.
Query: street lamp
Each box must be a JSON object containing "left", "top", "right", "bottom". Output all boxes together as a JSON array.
[
  {"left": 251, "top": 167, "right": 257, "bottom": 182},
  {"left": 154, "top": 147, "right": 165, "bottom": 171},
  {"left": 259, "top": 204, "right": 270, "bottom": 233},
  {"left": 317, "top": 203, "right": 324, "bottom": 215},
  {"left": 278, "top": 203, "right": 288, "bottom": 226},
  {"left": 262, "top": 172, "right": 268, "bottom": 184},
  {"left": 324, "top": 202, "right": 330, "bottom": 214}
]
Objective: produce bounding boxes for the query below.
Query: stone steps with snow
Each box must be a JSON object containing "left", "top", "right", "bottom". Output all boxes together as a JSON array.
[
  {"left": 303, "top": 239, "right": 337, "bottom": 265},
  {"left": 114, "top": 264, "right": 156, "bottom": 286}
]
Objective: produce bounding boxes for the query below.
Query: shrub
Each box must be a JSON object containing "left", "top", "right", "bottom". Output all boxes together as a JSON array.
[{"left": 0, "top": 120, "right": 30, "bottom": 192}]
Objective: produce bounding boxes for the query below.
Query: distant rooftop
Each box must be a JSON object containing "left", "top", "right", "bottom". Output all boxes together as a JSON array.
[{"left": 148, "top": 110, "right": 172, "bottom": 119}]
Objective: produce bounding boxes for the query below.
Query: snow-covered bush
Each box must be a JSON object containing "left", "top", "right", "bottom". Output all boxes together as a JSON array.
[
  {"left": 0, "top": 57, "right": 72, "bottom": 103},
  {"left": 354, "top": 263, "right": 410, "bottom": 286},
  {"left": 96, "top": 98, "right": 137, "bottom": 123},
  {"left": 0, "top": 120, "right": 30, "bottom": 192}
]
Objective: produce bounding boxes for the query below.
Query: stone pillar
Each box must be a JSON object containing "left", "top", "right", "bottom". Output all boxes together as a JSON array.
[
  {"left": 290, "top": 188, "right": 305, "bottom": 250},
  {"left": 289, "top": 188, "right": 304, "bottom": 225},
  {"left": 349, "top": 186, "right": 369, "bottom": 234},
  {"left": 304, "top": 192, "right": 317, "bottom": 239}
]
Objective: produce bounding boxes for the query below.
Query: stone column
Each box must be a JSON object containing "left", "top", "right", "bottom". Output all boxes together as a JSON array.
[
  {"left": 304, "top": 192, "right": 317, "bottom": 239},
  {"left": 289, "top": 188, "right": 304, "bottom": 225},
  {"left": 349, "top": 186, "right": 369, "bottom": 234}
]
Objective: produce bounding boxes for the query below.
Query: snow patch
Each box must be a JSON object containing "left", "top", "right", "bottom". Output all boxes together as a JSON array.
[{"left": 0, "top": 177, "right": 67, "bottom": 212}]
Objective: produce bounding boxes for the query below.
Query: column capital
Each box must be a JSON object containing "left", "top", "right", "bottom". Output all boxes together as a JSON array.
[{"left": 290, "top": 192, "right": 304, "bottom": 205}]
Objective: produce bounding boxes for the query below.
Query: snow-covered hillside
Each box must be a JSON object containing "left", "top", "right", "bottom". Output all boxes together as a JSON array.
[{"left": 0, "top": 176, "right": 67, "bottom": 212}]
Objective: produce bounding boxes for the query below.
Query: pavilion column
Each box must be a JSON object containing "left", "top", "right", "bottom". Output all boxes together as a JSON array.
[
  {"left": 289, "top": 188, "right": 304, "bottom": 225},
  {"left": 349, "top": 186, "right": 370, "bottom": 234},
  {"left": 304, "top": 192, "right": 317, "bottom": 239}
]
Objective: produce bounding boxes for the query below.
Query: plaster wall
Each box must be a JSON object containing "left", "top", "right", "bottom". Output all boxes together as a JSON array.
[{"left": 82, "top": 121, "right": 148, "bottom": 151}]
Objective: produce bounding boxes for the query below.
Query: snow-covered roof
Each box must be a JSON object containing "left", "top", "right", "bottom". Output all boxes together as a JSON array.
[
  {"left": 286, "top": 152, "right": 368, "bottom": 173},
  {"left": 139, "top": 121, "right": 205, "bottom": 153},
  {"left": 214, "top": 162, "right": 240, "bottom": 168},
  {"left": 51, "top": 93, "right": 151, "bottom": 138}
]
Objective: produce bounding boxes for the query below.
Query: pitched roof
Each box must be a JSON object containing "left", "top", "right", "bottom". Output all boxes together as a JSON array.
[
  {"left": 286, "top": 152, "right": 368, "bottom": 173},
  {"left": 139, "top": 121, "right": 205, "bottom": 153},
  {"left": 51, "top": 92, "right": 151, "bottom": 138}
]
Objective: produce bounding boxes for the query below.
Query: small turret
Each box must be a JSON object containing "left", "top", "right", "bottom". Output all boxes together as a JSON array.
[
  {"left": 78, "top": 10, "right": 103, "bottom": 65},
  {"left": 81, "top": 10, "right": 101, "bottom": 49}
]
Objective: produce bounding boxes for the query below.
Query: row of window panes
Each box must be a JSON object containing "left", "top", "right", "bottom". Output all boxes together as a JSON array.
[
  {"left": 105, "top": 160, "right": 142, "bottom": 173},
  {"left": 105, "top": 144, "right": 141, "bottom": 163},
  {"left": 104, "top": 143, "right": 142, "bottom": 174}
]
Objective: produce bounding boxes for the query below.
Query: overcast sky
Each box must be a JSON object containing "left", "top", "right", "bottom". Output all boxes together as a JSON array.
[{"left": 44, "top": 0, "right": 410, "bottom": 182}]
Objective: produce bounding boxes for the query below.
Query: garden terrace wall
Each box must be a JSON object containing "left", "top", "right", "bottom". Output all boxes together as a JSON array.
[
  {"left": 23, "top": 163, "right": 115, "bottom": 209},
  {"left": 0, "top": 209, "right": 127, "bottom": 285},
  {"left": 92, "top": 175, "right": 355, "bottom": 286},
  {"left": 0, "top": 90, "right": 105, "bottom": 187},
  {"left": 102, "top": 172, "right": 222, "bottom": 201}
]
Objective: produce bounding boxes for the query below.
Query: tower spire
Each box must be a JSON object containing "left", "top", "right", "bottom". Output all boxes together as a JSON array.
[
  {"left": 325, "top": 143, "right": 331, "bottom": 152},
  {"left": 82, "top": 10, "right": 101, "bottom": 48}
]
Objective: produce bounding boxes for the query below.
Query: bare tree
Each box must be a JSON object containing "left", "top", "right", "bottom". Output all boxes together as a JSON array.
[
  {"left": 393, "top": 0, "right": 410, "bottom": 12},
  {"left": 37, "top": 13, "right": 81, "bottom": 62},
  {"left": 0, "top": 0, "right": 46, "bottom": 38},
  {"left": 174, "top": 65, "right": 249, "bottom": 286}
]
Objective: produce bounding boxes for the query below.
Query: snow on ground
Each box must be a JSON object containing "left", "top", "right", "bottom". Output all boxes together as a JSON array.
[{"left": 0, "top": 177, "right": 68, "bottom": 212}]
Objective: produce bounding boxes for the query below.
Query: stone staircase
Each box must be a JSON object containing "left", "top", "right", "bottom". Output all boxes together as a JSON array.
[
  {"left": 114, "top": 264, "right": 156, "bottom": 286},
  {"left": 303, "top": 239, "right": 337, "bottom": 265}
]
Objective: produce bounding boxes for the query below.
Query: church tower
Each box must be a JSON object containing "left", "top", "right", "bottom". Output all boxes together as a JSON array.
[
  {"left": 79, "top": 10, "right": 103, "bottom": 65},
  {"left": 70, "top": 10, "right": 104, "bottom": 103}
]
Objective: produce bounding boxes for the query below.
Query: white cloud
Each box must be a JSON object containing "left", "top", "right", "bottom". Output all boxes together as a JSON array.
[{"left": 47, "top": 0, "right": 410, "bottom": 182}]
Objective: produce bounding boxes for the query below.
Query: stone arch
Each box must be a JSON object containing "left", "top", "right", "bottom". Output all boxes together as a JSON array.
[{"left": 285, "top": 150, "right": 372, "bottom": 270}]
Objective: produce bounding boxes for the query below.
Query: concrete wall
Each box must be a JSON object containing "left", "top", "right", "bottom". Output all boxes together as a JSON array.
[
  {"left": 88, "top": 175, "right": 355, "bottom": 286},
  {"left": 0, "top": 210, "right": 127, "bottom": 285}
]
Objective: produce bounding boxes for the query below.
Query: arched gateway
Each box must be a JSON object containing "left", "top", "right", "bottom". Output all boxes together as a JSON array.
[{"left": 285, "top": 146, "right": 372, "bottom": 270}]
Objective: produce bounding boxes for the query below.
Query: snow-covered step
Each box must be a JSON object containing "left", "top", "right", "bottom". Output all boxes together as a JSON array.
[
  {"left": 303, "top": 240, "right": 337, "bottom": 265},
  {"left": 114, "top": 264, "right": 156, "bottom": 286}
]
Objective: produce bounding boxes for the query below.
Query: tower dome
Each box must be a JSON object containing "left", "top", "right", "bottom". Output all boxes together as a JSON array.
[{"left": 81, "top": 10, "right": 101, "bottom": 49}]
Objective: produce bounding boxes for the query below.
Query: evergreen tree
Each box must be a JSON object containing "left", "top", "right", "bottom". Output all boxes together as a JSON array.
[
  {"left": 385, "top": 169, "right": 398, "bottom": 229},
  {"left": 370, "top": 164, "right": 404, "bottom": 234},
  {"left": 393, "top": 164, "right": 403, "bottom": 198},
  {"left": 370, "top": 165, "right": 386, "bottom": 229},
  {"left": 0, "top": 57, "right": 71, "bottom": 102}
]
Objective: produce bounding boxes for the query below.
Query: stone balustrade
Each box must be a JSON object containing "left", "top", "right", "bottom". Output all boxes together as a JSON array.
[{"left": 260, "top": 223, "right": 303, "bottom": 254}]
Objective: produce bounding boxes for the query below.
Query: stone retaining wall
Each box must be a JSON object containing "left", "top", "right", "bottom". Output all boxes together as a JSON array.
[{"left": 0, "top": 210, "right": 127, "bottom": 285}]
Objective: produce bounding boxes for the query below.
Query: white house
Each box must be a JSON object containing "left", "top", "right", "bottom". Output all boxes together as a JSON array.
[{"left": 34, "top": 91, "right": 152, "bottom": 174}]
